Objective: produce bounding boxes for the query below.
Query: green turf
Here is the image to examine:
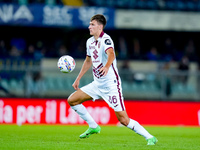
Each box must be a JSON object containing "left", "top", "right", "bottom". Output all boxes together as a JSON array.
[{"left": 0, "top": 125, "right": 199, "bottom": 150}]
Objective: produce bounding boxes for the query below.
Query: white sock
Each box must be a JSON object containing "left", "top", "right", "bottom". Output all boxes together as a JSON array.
[
  {"left": 127, "top": 119, "right": 153, "bottom": 140},
  {"left": 71, "top": 104, "right": 98, "bottom": 128}
]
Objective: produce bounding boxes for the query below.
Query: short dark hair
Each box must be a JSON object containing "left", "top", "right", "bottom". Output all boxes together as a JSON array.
[{"left": 90, "top": 14, "right": 107, "bottom": 29}]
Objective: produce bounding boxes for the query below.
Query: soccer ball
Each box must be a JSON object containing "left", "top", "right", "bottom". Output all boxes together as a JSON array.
[{"left": 57, "top": 55, "right": 76, "bottom": 73}]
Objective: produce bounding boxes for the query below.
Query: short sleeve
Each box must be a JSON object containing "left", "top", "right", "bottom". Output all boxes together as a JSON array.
[{"left": 103, "top": 37, "right": 114, "bottom": 53}]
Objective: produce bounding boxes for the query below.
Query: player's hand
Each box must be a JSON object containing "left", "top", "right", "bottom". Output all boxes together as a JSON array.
[
  {"left": 99, "top": 66, "right": 109, "bottom": 77},
  {"left": 72, "top": 80, "right": 80, "bottom": 90}
]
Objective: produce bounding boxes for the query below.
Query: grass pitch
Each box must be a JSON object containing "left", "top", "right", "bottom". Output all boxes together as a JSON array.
[{"left": 0, "top": 125, "right": 199, "bottom": 150}]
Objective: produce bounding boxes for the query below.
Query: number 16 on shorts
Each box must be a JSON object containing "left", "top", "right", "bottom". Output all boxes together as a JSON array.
[
  {"left": 107, "top": 95, "right": 125, "bottom": 111},
  {"left": 109, "top": 96, "right": 117, "bottom": 104}
]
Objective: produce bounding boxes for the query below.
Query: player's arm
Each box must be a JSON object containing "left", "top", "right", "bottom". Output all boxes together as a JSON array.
[
  {"left": 72, "top": 56, "right": 92, "bottom": 90},
  {"left": 99, "top": 48, "right": 115, "bottom": 76}
]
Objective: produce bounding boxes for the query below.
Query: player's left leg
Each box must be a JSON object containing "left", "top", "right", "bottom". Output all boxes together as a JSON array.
[
  {"left": 68, "top": 89, "right": 101, "bottom": 138},
  {"left": 115, "top": 111, "right": 158, "bottom": 145}
]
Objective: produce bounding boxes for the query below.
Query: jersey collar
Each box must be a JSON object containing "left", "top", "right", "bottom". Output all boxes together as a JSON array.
[
  {"left": 92, "top": 31, "right": 104, "bottom": 44},
  {"left": 99, "top": 31, "right": 104, "bottom": 38},
  {"left": 96, "top": 31, "right": 104, "bottom": 41}
]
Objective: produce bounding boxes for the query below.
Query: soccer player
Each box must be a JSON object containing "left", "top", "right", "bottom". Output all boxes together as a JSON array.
[{"left": 68, "top": 14, "right": 158, "bottom": 145}]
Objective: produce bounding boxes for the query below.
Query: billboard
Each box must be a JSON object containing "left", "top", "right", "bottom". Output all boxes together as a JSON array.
[
  {"left": 0, "top": 4, "right": 115, "bottom": 28},
  {"left": 0, "top": 98, "right": 200, "bottom": 126}
]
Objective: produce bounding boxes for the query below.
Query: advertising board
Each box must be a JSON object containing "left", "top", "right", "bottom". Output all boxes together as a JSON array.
[{"left": 0, "top": 98, "right": 200, "bottom": 126}]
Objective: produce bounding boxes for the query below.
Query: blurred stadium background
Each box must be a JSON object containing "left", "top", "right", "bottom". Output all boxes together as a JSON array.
[
  {"left": 0, "top": 0, "right": 200, "bottom": 101},
  {"left": 1, "top": 2, "right": 200, "bottom": 149}
]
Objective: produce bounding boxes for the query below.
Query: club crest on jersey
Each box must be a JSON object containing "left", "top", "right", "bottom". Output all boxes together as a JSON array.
[
  {"left": 93, "top": 49, "right": 98, "bottom": 59},
  {"left": 105, "top": 39, "right": 111, "bottom": 45}
]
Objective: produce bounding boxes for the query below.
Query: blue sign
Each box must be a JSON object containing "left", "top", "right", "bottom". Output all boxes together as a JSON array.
[{"left": 0, "top": 4, "right": 115, "bottom": 29}]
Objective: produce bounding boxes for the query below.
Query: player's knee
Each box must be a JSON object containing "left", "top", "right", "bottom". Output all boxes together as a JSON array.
[
  {"left": 67, "top": 97, "right": 72, "bottom": 106},
  {"left": 67, "top": 92, "right": 82, "bottom": 106},
  {"left": 67, "top": 94, "right": 75, "bottom": 106}
]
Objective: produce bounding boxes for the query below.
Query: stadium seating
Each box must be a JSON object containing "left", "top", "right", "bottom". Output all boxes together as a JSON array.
[
  {"left": 83, "top": 0, "right": 200, "bottom": 11},
  {"left": 1, "top": 0, "right": 200, "bottom": 11}
]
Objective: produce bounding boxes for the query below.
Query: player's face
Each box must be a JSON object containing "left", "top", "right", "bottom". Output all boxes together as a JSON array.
[{"left": 88, "top": 20, "right": 102, "bottom": 36}]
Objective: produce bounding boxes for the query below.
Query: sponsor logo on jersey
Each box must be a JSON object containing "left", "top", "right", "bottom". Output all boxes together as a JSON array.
[
  {"left": 93, "top": 60, "right": 100, "bottom": 63},
  {"left": 93, "top": 49, "right": 98, "bottom": 59},
  {"left": 89, "top": 46, "right": 95, "bottom": 49},
  {"left": 105, "top": 39, "right": 111, "bottom": 45}
]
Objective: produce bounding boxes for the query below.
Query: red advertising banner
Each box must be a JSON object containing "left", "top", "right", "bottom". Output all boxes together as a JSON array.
[{"left": 0, "top": 98, "right": 200, "bottom": 126}]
